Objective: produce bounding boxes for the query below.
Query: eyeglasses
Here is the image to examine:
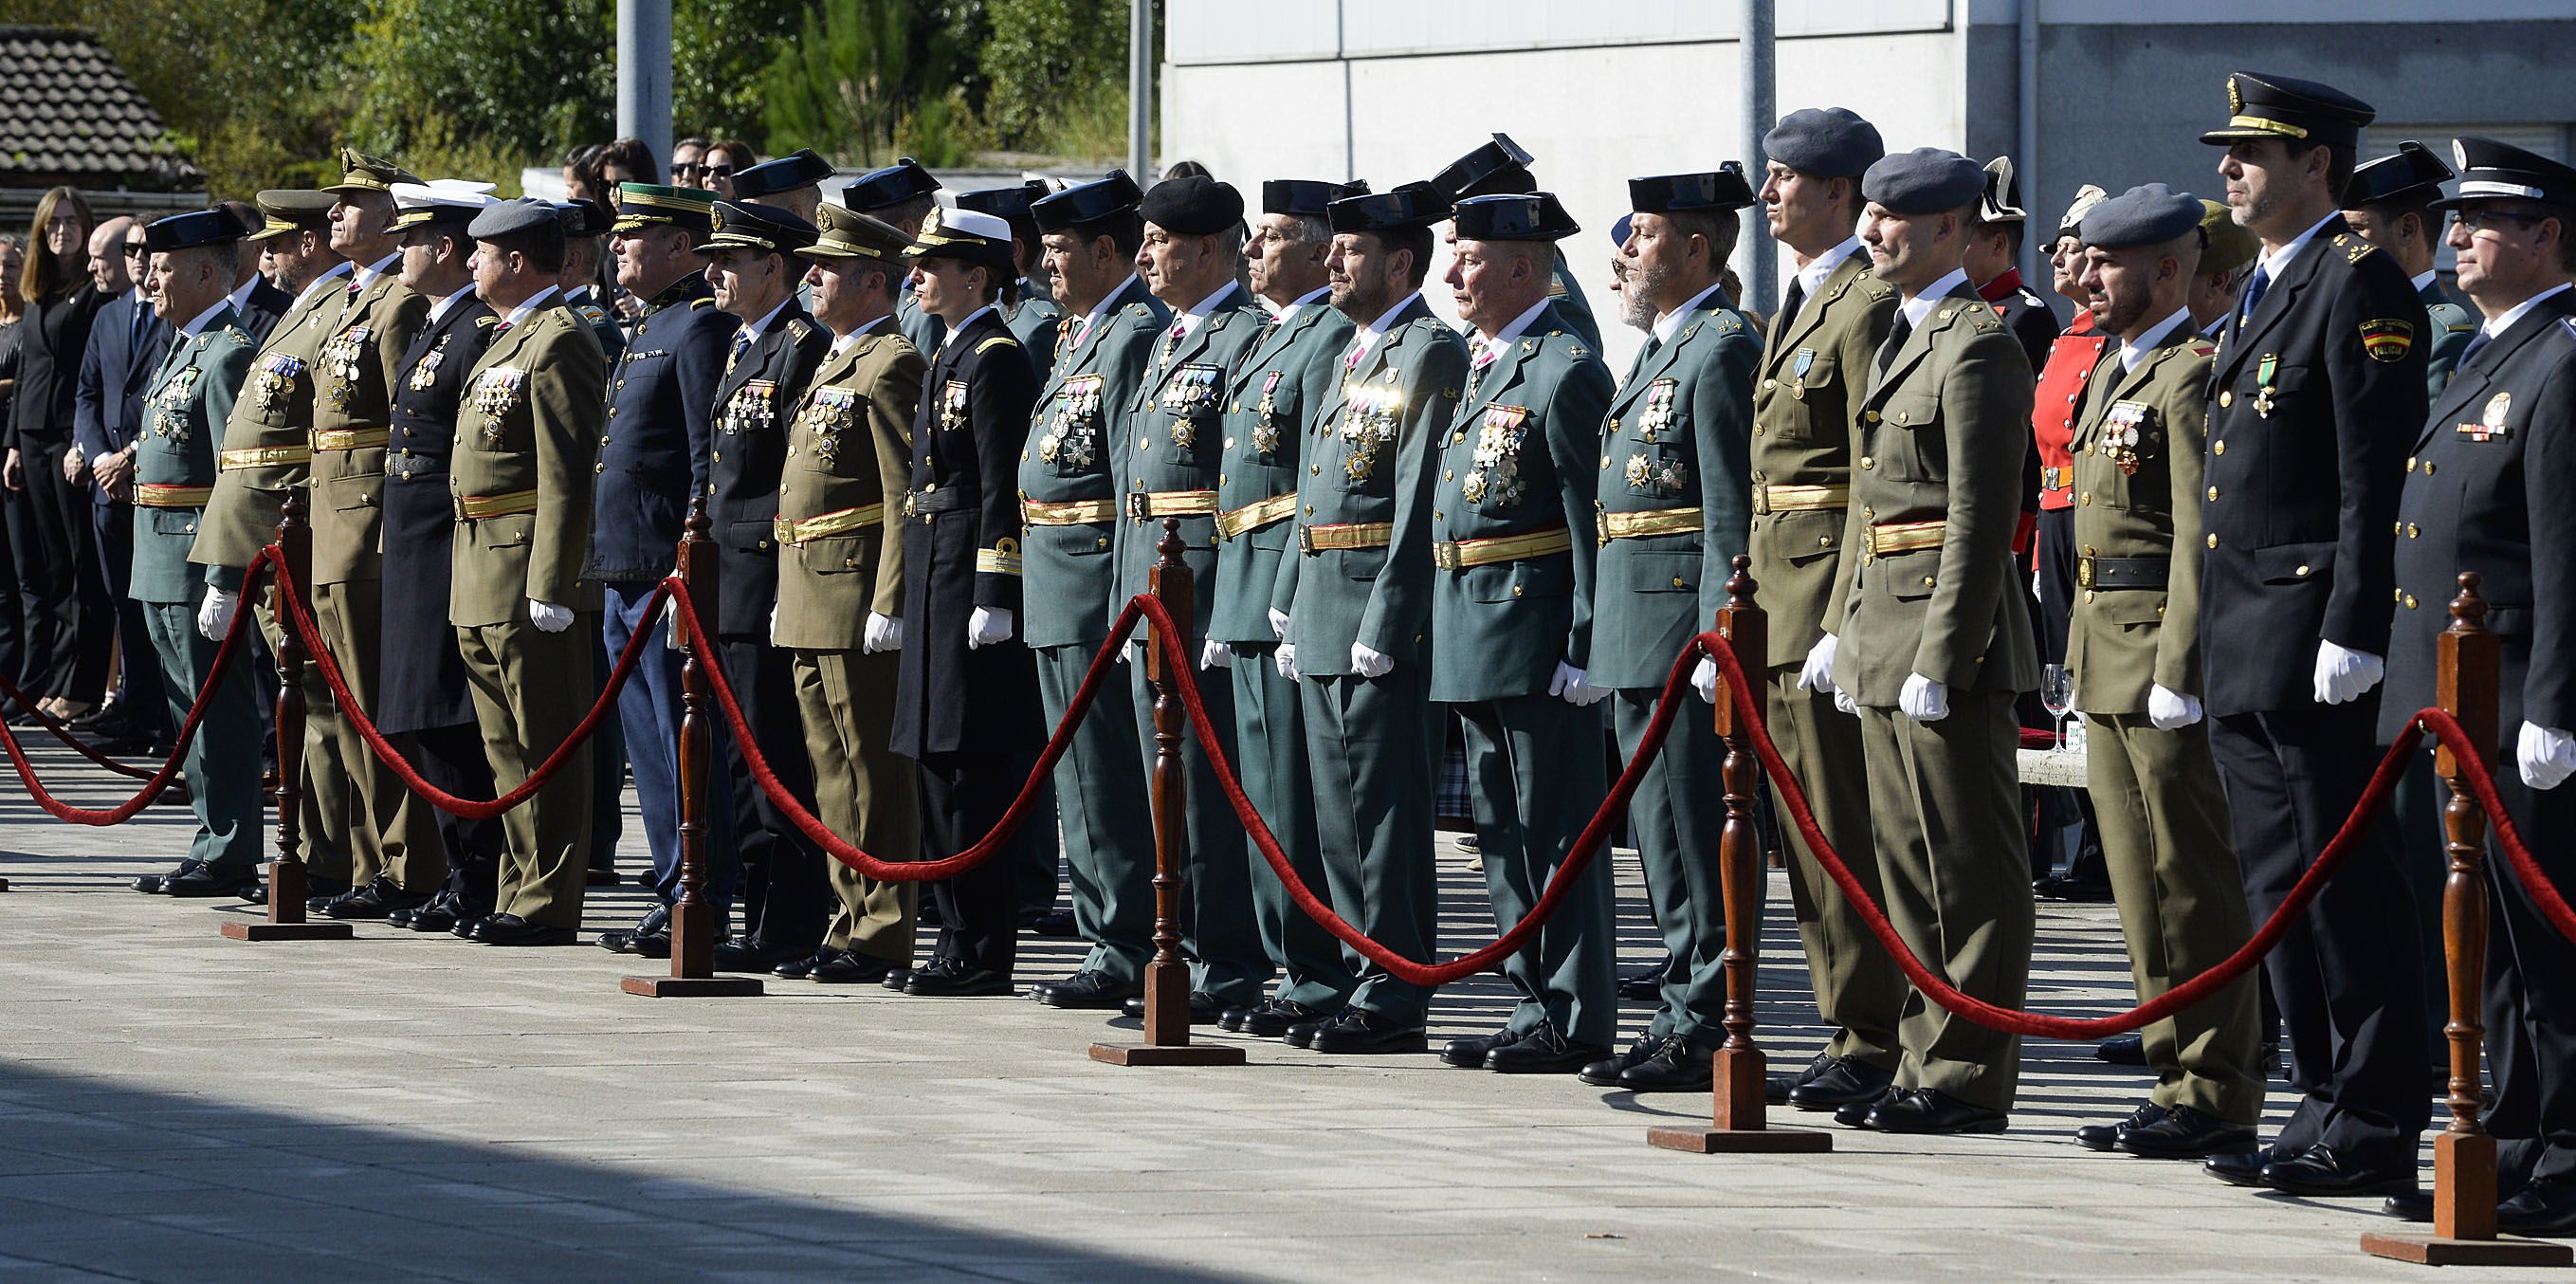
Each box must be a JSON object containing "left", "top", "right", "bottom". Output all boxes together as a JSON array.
[{"left": 2452, "top": 209, "right": 2549, "bottom": 234}]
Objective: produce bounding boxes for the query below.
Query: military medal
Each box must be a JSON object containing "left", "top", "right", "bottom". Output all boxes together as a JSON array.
[
  {"left": 1251, "top": 371, "right": 1284, "bottom": 457},
  {"left": 805, "top": 386, "right": 858, "bottom": 463},
  {"left": 1339, "top": 378, "right": 1404, "bottom": 482},
  {"left": 723, "top": 379, "right": 777, "bottom": 435},
  {"left": 941, "top": 379, "right": 969, "bottom": 434},
  {"left": 1791, "top": 348, "right": 1815, "bottom": 399},
  {"left": 322, "top": 324, "right": 374, "bottom": 411},
  {"left": 2460, "top": 391, "right": 2512, "bottom": 442},
  {"left": 253, "top": 353, "right": 305, "bottom": 414},
  {"left": 2104, "top": 400, "right": 2149, "bottom": 475},
  {"left": 471, "top": 367, "right": 527, "bottom": 441},
  {"left": 2253, "top": 354, "right": 2278, "bottom": 418},
  {"left": 408, "top": 335, "right": 449, "bottom": 392},
  {"left": 1162, "top": 363, "right": 1221, "bottom": 449},
  {"left": 1038, "top": 375, "right": 1103, "bottom": 468},
  {"left": 1464, "top": 403, "right": 1530, "bottom": 506},
  {"left": 1639, "top": 378, "right": 1678, "bottom": 442},
  {"left": 150, "top": 367, "right": 199, "bottom": 441}
]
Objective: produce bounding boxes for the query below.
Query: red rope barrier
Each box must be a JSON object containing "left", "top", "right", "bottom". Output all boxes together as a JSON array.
[
  {"left": 0, "top": 556, "right": 271, "bottom": 825},
  {"left": 0, "top": 671, "right": 157, "bottom": 780}
]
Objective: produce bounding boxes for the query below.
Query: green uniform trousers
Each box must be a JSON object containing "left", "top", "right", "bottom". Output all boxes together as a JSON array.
[
  {"left": 1453, "top": 692, "right": 1617, "bottom": 1047},
  {"left": 1765, "top": 669, "right": 1906, "bottom": 1067},
  {"left": 253, "top": 596, "right": 353, "bottom": 884},
  {"left": 1301, "top": 670, "right": 1439, "bottom": 1023},
  {"left": 1132, "top": 659, "right": 1266, "bottom": 1007},
  {"left": 315, "top": 578, "right": 446, "bottom": 893},
  {"left": 144, "top": 600, "right": 264, "bottom": 871},
  {"left": 1856, "top": 690, "right": 2033, "bottom": 1111},
  {"left": 1034, "top": 642, "right": 1153, "bottom": 982},
  {"left": 794, "top": 648, "right": 918, "bottom": 963},
  {"left": 456, "top": 617, "right": 594, "bottom": 928},
  {"left": 2085, "top": 711, "right": 2264, "bottom": 1123},
  {"left": 1614, "top": 689, "right": 1727, "bottom": 1045},
  {"left": 1233, "top": 643, "right": 1355, "bottom": 1009}
]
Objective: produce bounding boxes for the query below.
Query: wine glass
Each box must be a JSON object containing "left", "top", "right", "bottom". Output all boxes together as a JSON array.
[{"left": 2040, "top": 664, "right": 2074, "bottom": 752}]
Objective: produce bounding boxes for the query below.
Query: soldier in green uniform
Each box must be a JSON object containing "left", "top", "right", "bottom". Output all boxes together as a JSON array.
[
  {"left": 129, "top": 211, "right": 264, "bottom": 898},
  {"left": 842, "top": 158, "right": 946, "bottom": 355},
  {"left": 1424, "top": 191, "right": 1616, "bottom": 1075},
  {"left": 1115, "top": 174, "right": 1270, "bottom": 1022},
  {"left": 450, "top": 199, "right": 608, "bottom": 945},
  {"left": 307, "top": 149, "right": 440, "bottom": 919},
  {"left": 1210, "top": 178, "right": 1360, "bottom": 1036},
  {"left": 954, "top": 182, "right": 1068, "bottom": 381},
  {"left": 2342, "top": 141, "right": 2476, "bottom": 398},
  {"left": 1827, "top": 148, "right": 2038, "bottom": 1134},
  {"left": 1577, "top": 168, "right": 1763, "bottom": 1093},
  {"left": 1745, "top": 108, "right": 1910, "bottom": 1114},
  {"left": 1272, "top": 182, "right": 1468, "bottom": 1055},
  {"left": 188, "top": 187, "right": 356, "bottom": 899},
  {"left": 1429, "top": 135, "right": 1599, "bottom": 349},
  {"left": 2059, "top": 185, "right": 2264, "bottom": 1160},
  {"left": 1017, "top": 171, "right": 1169, "bottom": 1008}
]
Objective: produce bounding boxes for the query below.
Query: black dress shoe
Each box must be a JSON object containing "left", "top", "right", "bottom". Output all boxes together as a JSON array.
[
  {"left": 775, "top": 948, "right": 839, "bottom": 980},
  {"left": 136, "top": 860, "right": 201, "bottom": 893},
  {"left": 405, "top": 893, "right": 463, "bottom": 934},
  {"left": 1617, "top": 954, "right": 1672, "bottom": 1000},
  {"left": 1028, "top": 909, "right": 1077, "bottom": 938},
  {"left": 1486, "top": 1023, "right": 1612, "bottom": 1074},
  {"left": 1866, "top": 1087, "right": 2008, "bottom": 1135},
  {"left": 1036, "top": 969, "right": 1141, "bottom": 1010},
  {"left": 1307, "top": 1010, "right": 1428, "bottom": 1055},
  {"left": 2075, "top": 1102, "right": 2165, "bottom": 1152},
  {"left": 2260, "top": 1145, "right": 2418, "bottom": 1198},
  {"left": 451, "top": 910, "right": 490, "bottom": 940},
  {"left": 1441, "top": 1027, "right": 1523, "bottom": 1069},
  {"left": 1580, "top": 1035, "right": 1672, "bottom": 1088},
  {"left": 1234, "top": 998, "right": 1336, "bottom": 1038},
  {"left": 905, "top": 966, "right": 1014, "bottom": 997},
  {"left": 2496, "top": 1179, "right": 2576, "bottom": 1237},
  {"left": 585, "top": 866, "right": 622, "bottom": 888},
  {"left": 2383, "top": 1189, "right": 2436, "bottom": 1221},
  {"left": 161, "top": 863, "right": 260, "bottom": 898},
  {"left": 2120, "top": 1105, "right": 2256, "bottom": 1160},
  {"left": 596, "top": 906, "right": 672, "bottom": 954},
  {"left": 1788, "top": 1055, "right": 1897, "bottom": 1111},
  {"left": 472, "top": 914, "right": 578, "bottom": 946},
  {"left": 1617, "top": 1038, "right": 1713, "bottom": 1093},
  {"left": 711, "top": 939, "right": 808, "bottom": 973},
  {"left": 1836, "top": 1087, "right": 1899, "bottom": 1128},
  {"left": 320, "top": 874, "right": 434, "bottom": 920},
  {"left": 1122, "top": 990, "right": 1225, "bottom": 1022},
  {"left": 2094, "top": 1032, "right": 2147, "bottom": 1066},
  {"left": 2033, "top": 872, "right": 2113, "bottom": 902},
  {"left": 813, "top": 952, "right": 901, "bottom": 984},
  {"left": 1767, "top": 1051, "right": 1835, "bottom": 1104},
  {"left": 2204, "top": 1144, "right": 2293, "bottom": 1188}
]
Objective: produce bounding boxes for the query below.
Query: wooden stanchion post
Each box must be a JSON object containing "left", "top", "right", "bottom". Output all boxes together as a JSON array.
[
  {"left": 2364, "top": 574, "right": 2570, "bottom": 1267},
  {"left": 627, "top": 501, "right": 761, "bottom": 997},
  {"left": 1651, "top": 556, "right": 1827, "bottom": 1153},
  {"left": 225, "top": 490, "right": 351, "bottom": 941},
  {"left": 1093, "top": 517, "right": 1244, "bottom": 1067}
]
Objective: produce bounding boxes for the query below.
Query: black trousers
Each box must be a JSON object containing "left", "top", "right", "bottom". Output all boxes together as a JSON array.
[
  {"left": 402, "top": 721, "right": 503, "bottom": 910},
  {"left": 2484, "top": 771, "right": 2576, "bottom": 1192},
  {"left": 2208, "top": 701, "right": 2429, "bottom": 1168},
  {"left": 718, "top": 635, "right": 826, "bottom": 944},
  {"left": 92, "top": 498, "right": 167, "bottom": 731},
  {"left": 7, "top": 440, "right": 111, "bottom": 701},
  {"left": 916, "top": 747, "right": 1030, "bottom": 974}
]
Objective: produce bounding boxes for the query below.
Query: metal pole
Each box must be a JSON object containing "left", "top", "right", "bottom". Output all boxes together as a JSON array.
[
  {"left": 2017, "top": 0, "right": 2041, "bottom": 286},
  {"left": 617, "top": 0, "right": 673, "bottom": 174},
  {"left": 1128, "top": 0, "right": 1154, "bottom": 179},
  {"left": 1741, "top": 0, "right": 1776, "bottom": 315}
]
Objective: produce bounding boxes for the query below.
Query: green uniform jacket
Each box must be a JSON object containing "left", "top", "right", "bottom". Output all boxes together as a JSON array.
[
  {"left": 1211, "top": 296, "right": 1352, "bottom": 646},
  {"left": 774, "top": 327, "right": 923, "bottom": 651},
  {"left": 1015, "top": 276, "right": 1168, "bottom": 649},
  {"left": 1428, "top": 303, "right": 1611, "bottom": 702},
  {"left": 134, "top": 307, "right": 253, "bottom": 604},
  {"left": 1005, "top": 281, "right": 1065, "bottom": 383},
  {"left": 1745, "top": 254, "right": 1897, "bottom": 669},
  {"left": 1276, "top": 294, "right": 1470, "bottom": 674},
  {"left": 191, "top": 266, "right": 352, "bottom": 584},
  {"left": 1591, "top": 293, "right": 1762, "bottom": 690},
  {"left": 1831, "top": 282, "right": 2038, "bottom": 703},
  {"left": 1118, "top": 284, "right": 1268, "bottom": 644},
  {"left": 2064, "top": 322, "right": 2214, "bottom": 714},
  {"left": 308, "top": 266, "right": 429, "bottom": 586},
  {"left": 1548, "top": 248, "right": 1599, "bottom": 350},
  {"left": 449, "top": 294, "right": 607, "bottom": 627},
  {"left": 2421, "top": 278, "right": 2476, "bottom": 399}
]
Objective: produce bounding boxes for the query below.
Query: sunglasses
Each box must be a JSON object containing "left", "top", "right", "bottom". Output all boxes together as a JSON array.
[{"left": 122, "top": 244, "right": 148, "bottom": 258}]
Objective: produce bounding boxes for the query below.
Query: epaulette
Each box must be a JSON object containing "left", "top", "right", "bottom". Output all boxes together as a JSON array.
[
  {"left": 2189, "top": 341, "right": 2219, "bottom": 358},
  {"left": 1126, "top": 303, "right": 1154, "bottom": 320},
  {"left": 1854, "top": 274, "right": 1897, "bottom": 302},
  {"left": 475, "top": 315, "right": 500, "bottom": 327},
  {"left": 575, "top": 303, "right": 611, "bottom": 322},
  {"left": 2333, "top": 232, "right": 2377, "bottom": 265},
  {"left": 1712, "top": 310, "right": 1744, "bottom": 334},
  {"left": 2447, "top": 322, "right": 2477, "bottom": 334},
  {"left": 787, "top": 318, "right": 813, "bottom": 342},
  {"left": 975, "top": 335, "right": 1017, "bottom": 355},
  {"left": 689, "top": 298, "right": 715, "bottom": 308}
]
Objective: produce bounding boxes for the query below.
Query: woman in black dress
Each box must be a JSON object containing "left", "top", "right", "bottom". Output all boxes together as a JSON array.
[
  {"left": 2, "top": 187, "right": 110, "bottom": 719},
  {"left": 0, "top": 235, "right": 31, "bottom": 695}
]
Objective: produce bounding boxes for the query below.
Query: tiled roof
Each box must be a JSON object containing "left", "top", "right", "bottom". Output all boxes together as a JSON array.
[{"left": 0, "top": 27, "right": 200, "bottom": 191}]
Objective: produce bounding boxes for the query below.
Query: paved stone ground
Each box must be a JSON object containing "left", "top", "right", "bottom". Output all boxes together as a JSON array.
[{"left": 0, "top": 739, "right": 2557, "bottom": 1282}]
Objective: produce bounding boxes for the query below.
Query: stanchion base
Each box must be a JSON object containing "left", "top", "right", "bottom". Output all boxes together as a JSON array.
[
  {"left": 2361, "top": 1232, "right": 2573, "bottom": 1267},
  {"left": 620, "top": 975, "right": 765, "bottom": 998},
  {"left": 1647, "top": 1125, "right": 1836, "bottom": 1154},
  {"left": 1088, "top": 1042, "right": 1249, "bottom": 1067},
  {"left": 220, "top": 920, "right": 354, "bottom": 942},
  {"left": 0, "top": 876, "right": 10, "bottom": 891}
]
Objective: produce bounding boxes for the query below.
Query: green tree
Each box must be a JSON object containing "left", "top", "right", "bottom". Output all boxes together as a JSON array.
[
  {"left": 759, "top": 0, "right": 977, "bottom": 167},
  {"left": 344, "top": 0, "right": 615, "bottom": 161},
  {"left": 977, "top": 0, "right": 1148, "bottom": 156},
  {"left": 672, "top": 0, "right": 805, "bottom": 146}
]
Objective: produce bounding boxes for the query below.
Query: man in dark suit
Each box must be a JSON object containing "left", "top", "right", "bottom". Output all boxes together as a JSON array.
[
  {"left": 2192, "top": 71, "right": 2432, "bottom": 1199},
  {"left": 71, "top": 217, "right": 169, "bottom": 749}
]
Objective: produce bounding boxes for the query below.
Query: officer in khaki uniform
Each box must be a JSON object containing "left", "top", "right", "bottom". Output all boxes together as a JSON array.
[
  {"left": 1828, "top": 148, "right": 2038, "bottom": 1134},
  {"left": 2059, "top": 185, "right": 2263, "bottom": 1160},
  {"left": 1745, "top": 109, "right": 1909, "bottom": 1113},
  {"left": 188, "top": 187, "right": 356, "bottom": 894},
  {"left": 450, "top": 199, "right": 607, "bottom": 945},
  {"left": 306, "top": 149, "right": 440, "bottom": 917},
  {"left": 775, "top": 205, "right": 926, "bottom": 984},
  {"left": 130, "top": 211, "right": 265, "bottom": 898},
  {"left": 1579, "top": 168, "right": 1763, "bottom": 1093}
]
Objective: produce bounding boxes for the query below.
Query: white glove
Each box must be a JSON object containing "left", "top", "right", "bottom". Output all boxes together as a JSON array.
[
  {"left": 2312, "top": 640, "right": 2385, "bottom": 706},
  {"left": 2147, "top": 683, "right": 2203, "bottom": 731},
  {"left": 1351, "top": 641, "right": 1394, "bottom": 679},
  {"left": 1201, "top": 639, "right": 1233, "bottom": 670},
  {"left": 1119, "top": 638, "right": 1137, "bottom": 664},
  {"left": 1898, "top": 672, "right": 1949, "bottom": 723},
  {"left": 1691, "top": 657, "right": 1719, "bottom": 705},
  {"left": 966, "top": 606, "right": 1014, "bottom": 649},
  {"left": 2519, "top": 721, "right": 2576, "bottom": 790},
  {"left": 1275, "top": 643, "right": 1301, "bottom": 680},
  {"left": 1798, "top": 633, "right": 1839, "bottom": 693},
  {"left": 864, "top": 613, "right": 902, "bottom": 654},
  {"left": 767, "top": 603, "right": 779, "bottom": 645},
  {"left": 1548, "top": 660, "right": 1609, "bottom": 707},
  {"left": 1268, "top": 608, "right": 1290, "bottom": 641},
  {"left": 1834, "top": 688, "right": 1858, "bottom": 716},
  {"left": 528, "top": 599, "right": 574, "bottom": 633},
  {"left": 197, "top": 586, "right": 239, "bottom": 641}
]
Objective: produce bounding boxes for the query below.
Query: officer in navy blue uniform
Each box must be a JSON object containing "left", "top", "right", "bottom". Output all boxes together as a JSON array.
[
  {"left": 842, "top": 158, "right": 946, "bottom": 354},
  {"left": 2192, "top": 71, "right": 2432, "bottom": 1200},
  {"left": 593, "top": 182, "right": 740, "bottom": 957},
  {"left": 698, "top": 200, "right": 836, "bottom": 969}
]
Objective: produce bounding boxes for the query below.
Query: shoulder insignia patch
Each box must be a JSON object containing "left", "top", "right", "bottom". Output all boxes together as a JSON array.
[
  {"left": 475, "top": 315, "right": 499, "bottom": 327},
  {"left": 975, "top": 335, "right": 1017, "bottom": 354},
  {"left": 2190, "top": 342, "right": 2219, "bottom": 358},
  {"left": 1127, "top": 303, "right": 1153, "bottom": 319},
  {"left": 2448, "top": 322, "right": 2477, "bottom": 334},
  {"left": 787, "top": 319, "right": 813, "bottom": 342},
  {"left": 2360, "top": 318, "right": 2415, "bottom": 362},
  {"left": 2343, "top": 236, "right": 2378, "bottom": 264}
]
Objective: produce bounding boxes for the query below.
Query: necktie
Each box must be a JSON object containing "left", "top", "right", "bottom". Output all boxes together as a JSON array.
[
  {"left": 1343, "top": 338, "right": 1368, "bottom": 372},
  {"left": 1467, "top": 341, "right": 1497, "bottom": 400},
  {"left": 1071, "top": 317, "right": 1094, "bottom": 351},
  {"left": 492, "top": 320, "right": 513, "bottom": 336},
  {"left": 1876, "top": 313, "right": 1913, "bottom": 376},
  {"left": 727, "top": 330, "right": 752, "bottom": 375},
  {"left": 1781, "top": 278, "right": 1808, "bottom": 329},
  {"left": 2457, "top": 327, "right": 2494, "bottom": 371},
  {"left": 2238, "top": 265, "right": 2271, "bottom": 324},
  {"left": 130, "top": 301, "right": 150, "bottom": 355}
]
